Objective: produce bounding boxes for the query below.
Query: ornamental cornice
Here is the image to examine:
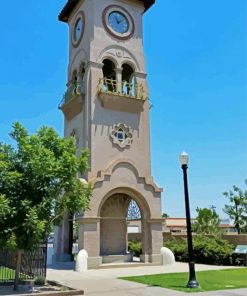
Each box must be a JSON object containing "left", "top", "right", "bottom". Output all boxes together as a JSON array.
[
  {"left": 135, "top": 72, "right": 147, "bottom": 79},
  {"left": 86, "top": 61, "right": 104, "bottom": 69},
  {"left": 89, "top": 158, "right": 162, "bottom": 193}
]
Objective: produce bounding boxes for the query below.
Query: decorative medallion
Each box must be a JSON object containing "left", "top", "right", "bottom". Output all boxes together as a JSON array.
[{"left": 110, "top": 123, "right": 133, "bottom": 148}]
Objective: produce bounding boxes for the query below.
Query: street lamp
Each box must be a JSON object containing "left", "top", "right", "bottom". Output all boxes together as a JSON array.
[{"left": 179, "top": 152, "right": 199, "bottom": 289}]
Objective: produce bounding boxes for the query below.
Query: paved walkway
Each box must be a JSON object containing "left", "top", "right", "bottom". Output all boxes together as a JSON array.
[{"left": 47, "top": 262, "right": 247, "bottom": 296}]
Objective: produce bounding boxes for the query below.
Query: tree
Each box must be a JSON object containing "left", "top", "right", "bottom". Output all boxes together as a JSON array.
[
  {"left": 162, "top": 213, "right": 169, "bottom": 218},
  {"left": 0, "top": 123, "right": 92, "bottom": 290},
  {"left": 223, "top": 180, "right": 247, "bottom": 234},
  {"left": 192, "top": 207, "right": 221, "bottom": 235}
]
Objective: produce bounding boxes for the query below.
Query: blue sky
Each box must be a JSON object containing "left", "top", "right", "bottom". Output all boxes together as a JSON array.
[{"left": 0, "top": 0, "right": 246, "bottom": 218}]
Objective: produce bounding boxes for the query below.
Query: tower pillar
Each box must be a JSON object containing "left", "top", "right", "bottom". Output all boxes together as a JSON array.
[
  {"left": 115, "top": 67, "right": 123, "bottom": 93},
  {"left": 77, "top": 217, "right": 102, "bottom": 268}
]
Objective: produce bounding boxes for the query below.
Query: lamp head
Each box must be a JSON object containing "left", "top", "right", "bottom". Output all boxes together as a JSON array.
[{"left": 179, "top": 151, "right": 189, "bottom": 166}]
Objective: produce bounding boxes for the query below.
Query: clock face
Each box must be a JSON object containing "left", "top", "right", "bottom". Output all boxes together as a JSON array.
[
  {"left": 74, "top": 18, "right": 83, "bottom": 42},
  {"left": 102, "top": 5, "right": 135, "bottom": 40},
  {"left": 72, "top": 12, "right": 85, "bottom": 47},
  {"left": 108, "top": 11, "right": 129, "bottom": 34}
]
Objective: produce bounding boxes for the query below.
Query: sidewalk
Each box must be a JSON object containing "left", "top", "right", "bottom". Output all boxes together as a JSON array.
[{"left": 47, "top": 262, "right": 247, "bottom": 296}]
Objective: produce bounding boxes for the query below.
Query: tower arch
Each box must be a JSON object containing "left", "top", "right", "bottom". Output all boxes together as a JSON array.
[
  {"left": 68, "top": 47, "right": 87, "bottom": 80},
  {"left": 102, "top": 58, "right": 117, "bottom": 92},
  {"left": 97, "top": 45, "right": 140, "bottom": 72},
  {"left": 98, "top": 187, "right": 152, "bottom": 262},
  {"left": 97, "top": 186, "right": 151, "bottom": 219},
  {"left": 102, "top": 58, "right": 117, "bottom": 79},
  {"left": 121, "top": 63, "right": 135, "bottom": 96}
]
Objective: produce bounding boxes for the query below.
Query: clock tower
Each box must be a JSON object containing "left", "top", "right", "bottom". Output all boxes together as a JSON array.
[{"left": 57, "top": 0, "right": 163, "bottom": 268}]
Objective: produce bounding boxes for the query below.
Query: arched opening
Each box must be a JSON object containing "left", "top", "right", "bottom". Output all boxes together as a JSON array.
[
  {"left": 127, "top": 199, "right": 142, "bottom": 261},
  {"left": 102, "top": 59, "right": 116, "bottom": 92},
  {"left": 71, "top": 70, "right": 78, "bottom": 85},
  {"left": 63, "top": 70, "right": 78, "bottom": 103},
  {"left": 79, "top": 62, "right": 86, "bottom": 81},
  {"left": 100, "top": 192, "right": 146, "bottom": 263},
  {"left": 122, "top": 63, "right": 135, "bottom": 96}
]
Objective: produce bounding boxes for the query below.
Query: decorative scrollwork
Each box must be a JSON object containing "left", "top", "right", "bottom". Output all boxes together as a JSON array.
[{"left": 110, "top": 123, "right": 133, "bottom": 149}]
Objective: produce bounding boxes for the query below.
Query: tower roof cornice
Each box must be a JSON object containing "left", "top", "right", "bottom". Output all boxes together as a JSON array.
[{"left": 58, "top": 0, "right": 155, "bottom": 22}]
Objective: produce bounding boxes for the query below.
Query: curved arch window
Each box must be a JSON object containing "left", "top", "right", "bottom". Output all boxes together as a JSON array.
[
  {"left": 102, "top": 59, "right": 116, "bottom": 92},
  {"left": 71, "top": 70, "right": 78, "bottom": 85},
  {"left": 80, "top": 62, "right": 86, "bottom": 81},
  {"left": 122, "top": 63, "right": 135, "bottom": 96}
]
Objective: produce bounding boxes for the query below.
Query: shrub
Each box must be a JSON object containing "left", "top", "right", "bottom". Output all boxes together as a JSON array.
[
  {"left": 34, "top": 276, "right": 46, "bottom": 285},
  {"left": 165, "top": 235, "right": 235, "bottom": 265},
  {"left": 128, "top": 241, "right": 142, "bottom": 257}
]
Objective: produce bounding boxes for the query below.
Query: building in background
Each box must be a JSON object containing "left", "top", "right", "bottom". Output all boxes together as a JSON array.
[{"left": 163, "top": 218, "right": 237, "bottom": 234}]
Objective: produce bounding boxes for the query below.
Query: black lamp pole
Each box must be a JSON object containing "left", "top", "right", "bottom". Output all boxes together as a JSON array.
[{"left": 180, "top": 154, "right": 199, "bottom": 289}]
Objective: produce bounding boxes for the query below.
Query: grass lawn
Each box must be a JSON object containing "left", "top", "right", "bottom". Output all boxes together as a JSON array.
[{"left": 120, "top": 268, "right": 247, "bottom": 293}]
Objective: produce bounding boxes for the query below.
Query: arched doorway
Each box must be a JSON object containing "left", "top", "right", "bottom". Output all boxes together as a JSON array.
[{"left": 99, "top": 191, "right": 149, "bottom": 263}]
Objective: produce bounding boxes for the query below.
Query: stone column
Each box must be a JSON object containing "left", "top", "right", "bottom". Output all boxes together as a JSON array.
[
  {"left": 77, "top": 217, "right": 102, "bottom": 268},
  {"left": 148, "top": 219, "right": 164, "bottom": 263},
  {"left": 140, "top": 218, "right": 151, "bottom": 263},
  {"left": 115, "top": 67, "right": 123, "bottom": 93}
]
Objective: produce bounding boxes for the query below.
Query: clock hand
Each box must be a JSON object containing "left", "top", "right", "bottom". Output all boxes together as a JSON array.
[
  {"left": 115, "top": 14, "right": 121, "bottom": 24},
  {"left": 118, "top": 17, "right": 125, "bottom": 24}
]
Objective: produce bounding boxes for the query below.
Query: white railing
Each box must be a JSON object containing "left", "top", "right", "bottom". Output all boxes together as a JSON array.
[
  {"left": 59, "top": 82, "right": 84, "bottom": 108},
  {"left": 98, "top": 78, "right": 148, "bottom": 101}
]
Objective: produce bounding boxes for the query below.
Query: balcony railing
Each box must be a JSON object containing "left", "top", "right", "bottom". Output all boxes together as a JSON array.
[
  {"left": 98, "top": 78, "right": 148, "bottom": 101},
  {"left": 59, "top": 82, "right": 84, "bottom": 109}
]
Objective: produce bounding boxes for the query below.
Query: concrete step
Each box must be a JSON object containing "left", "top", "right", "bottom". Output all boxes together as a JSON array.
[{"left": 96, "top": 262, "right": 160, "bottom": 269}]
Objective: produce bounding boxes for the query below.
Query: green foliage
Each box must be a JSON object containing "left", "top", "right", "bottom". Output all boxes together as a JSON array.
[
  {"left": 128, "top": 241, "right": 142, "bottom": 257},
  {"left": 34, "top": 276, "right": 46, "bottom": 285},
  {"left": 162, "top": 213, "right": 169, "bottom": 218},
  {"left": 192, "top": 207, "right": 221, "bottom": 235},
  {"left": 0, "top": 194, "right": 11, "bottom": 222},
  {"left": 0, "top": 122, "right": 92, "bottom": 251},
  {"left": 223, "top": 180, "right": 247, "bottom": 234},
  {"left": 165, "top": 236, "right": 235, "bottom": 265}
]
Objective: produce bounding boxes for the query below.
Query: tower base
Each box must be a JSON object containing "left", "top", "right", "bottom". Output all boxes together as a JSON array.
[{"left": 102, "top": 254, "right": 133, "bottom": 264}]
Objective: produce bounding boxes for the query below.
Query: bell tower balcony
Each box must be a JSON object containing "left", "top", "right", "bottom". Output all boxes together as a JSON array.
[
  {"left": 97, "top": 78, "right": 148, "bottom": 113},
  {"left": 59, "top": 82, "right": 85, "bottom": 120}
]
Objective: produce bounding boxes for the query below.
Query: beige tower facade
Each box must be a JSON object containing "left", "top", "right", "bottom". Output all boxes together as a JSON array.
[{"left": 57, "top": 0, "right": 163, "bottom": 268}]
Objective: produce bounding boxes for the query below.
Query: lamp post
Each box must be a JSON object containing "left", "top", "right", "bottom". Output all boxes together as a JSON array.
[{"left": 179, "top": 152, "right": 199, "bottom": 289}]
